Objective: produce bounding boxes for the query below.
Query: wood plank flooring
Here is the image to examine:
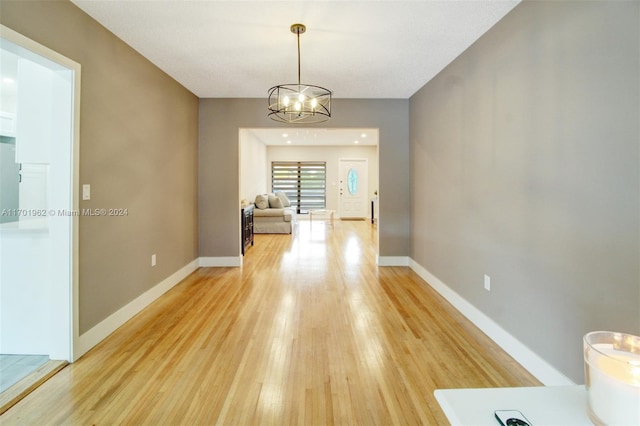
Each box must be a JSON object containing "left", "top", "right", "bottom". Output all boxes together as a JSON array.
[
  {"left": 0, "top": 359, "right": 67, "bottom": 415},
  {"left": 1, "top": 220, "right": 540, "bottom": 425}
]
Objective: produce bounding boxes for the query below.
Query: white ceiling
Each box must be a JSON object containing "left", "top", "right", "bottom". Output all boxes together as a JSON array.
[
  {"left": 71, "top": 0, "right": 520, "bottom": 99},
  {"left": 246, "top": 127, "right": 378, "bottom": 146}
]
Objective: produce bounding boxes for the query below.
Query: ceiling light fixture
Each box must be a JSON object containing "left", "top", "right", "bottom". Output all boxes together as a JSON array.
[{"left": 268, "top": 24, "right": 331, "bottom": 124}]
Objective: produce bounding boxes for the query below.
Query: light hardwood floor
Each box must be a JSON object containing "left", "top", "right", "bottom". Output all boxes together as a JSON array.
[{"left": 1, "top": 219, "right": 540, "bottom": 425}]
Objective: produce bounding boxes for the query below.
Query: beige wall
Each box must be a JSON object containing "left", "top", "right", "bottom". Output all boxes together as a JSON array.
[
  {"left": 409, "top": 0, "right": 639, "bottom": 382},
  {"left": 199, "top": 98, "right": 408, "bottom": 258},
  {"left": 1, "top": 0, "right": 199, "bottom": 333}
]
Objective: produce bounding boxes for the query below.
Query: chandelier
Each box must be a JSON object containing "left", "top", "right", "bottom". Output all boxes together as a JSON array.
[{"left": 268, "top": 24, "right": 332, "bottom": 124}]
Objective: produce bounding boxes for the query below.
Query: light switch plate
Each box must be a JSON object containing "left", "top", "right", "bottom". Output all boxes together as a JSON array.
[
  {"left": 484, "top": 274, "right": 491, "bottom": 291},
  {"left": 82, "top": 184, "right": 90, "bottom": 200}
]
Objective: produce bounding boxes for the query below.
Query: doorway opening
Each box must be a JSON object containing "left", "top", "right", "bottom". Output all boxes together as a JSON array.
[
  {"left": 239, "top": 127, "right": 379, "bottom": 220},
  {"left": 0, "top": 25, "right": 80, "bottom": 413}
]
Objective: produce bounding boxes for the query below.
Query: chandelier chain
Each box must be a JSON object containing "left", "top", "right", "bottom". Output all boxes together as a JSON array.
[{"left": 297, "top": 29, "right": 301, "bottom": 85}]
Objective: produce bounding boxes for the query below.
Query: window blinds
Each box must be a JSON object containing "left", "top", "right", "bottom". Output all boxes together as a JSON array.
[{"left": 271, "top": 161, "right": 326, "bottom": 213}]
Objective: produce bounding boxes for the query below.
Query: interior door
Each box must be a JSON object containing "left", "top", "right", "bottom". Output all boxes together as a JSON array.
[{"left": 339, "top": 158, "right": 368, "bottom": 219}]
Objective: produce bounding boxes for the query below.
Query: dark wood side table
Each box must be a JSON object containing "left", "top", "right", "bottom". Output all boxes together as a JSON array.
[{"left": 241, "top": 204, "right": 254, "bottom": 255}]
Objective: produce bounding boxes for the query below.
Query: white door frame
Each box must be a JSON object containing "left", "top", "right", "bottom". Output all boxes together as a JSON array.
[{"left": 0, "top": 25, "right": 81, "bottom": 362}]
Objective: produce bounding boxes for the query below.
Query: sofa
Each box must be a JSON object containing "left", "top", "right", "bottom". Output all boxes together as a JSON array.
[{"left": 253, "top": 192, "right": 297, "bottom": 234}]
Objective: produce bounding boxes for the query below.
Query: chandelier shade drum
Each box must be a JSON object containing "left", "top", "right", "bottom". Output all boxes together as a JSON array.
[{"left": 268, "top": 24, "right": 332, "bottom": 124}]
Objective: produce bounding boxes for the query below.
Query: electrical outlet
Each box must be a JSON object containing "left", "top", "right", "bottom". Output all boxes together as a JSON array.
[
  {"left": 151, "top": 254, "right": 156, "bottom": 266},
  {"left": 484, "top": 274, "right": 491, "bottom": 291}
]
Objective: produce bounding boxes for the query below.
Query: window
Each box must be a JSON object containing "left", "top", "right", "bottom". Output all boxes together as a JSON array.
[
  {"left": 347, "top": 168, "right": 358, "bottom": 194},
  {"left": 272, "top": 161, "right": 326, "bottom": 213}
]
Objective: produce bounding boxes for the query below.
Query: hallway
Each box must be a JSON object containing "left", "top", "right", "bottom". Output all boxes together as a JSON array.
[{"left": 1, "top": 220, "right": 539, "bottom": 424}]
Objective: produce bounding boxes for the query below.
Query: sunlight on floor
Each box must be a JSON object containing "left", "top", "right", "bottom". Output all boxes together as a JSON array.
[{"left": 281, "top": 220, "right": 330, "bottom": 267}]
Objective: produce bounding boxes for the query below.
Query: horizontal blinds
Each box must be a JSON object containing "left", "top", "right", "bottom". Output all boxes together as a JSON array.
[{"left": 272, "top": 161, "right": 326, "bottom": 213}]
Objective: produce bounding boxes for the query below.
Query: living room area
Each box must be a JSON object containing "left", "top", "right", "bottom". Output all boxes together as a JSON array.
[{"left": 239, "top": 128, "right": 379, "bottom": 234}]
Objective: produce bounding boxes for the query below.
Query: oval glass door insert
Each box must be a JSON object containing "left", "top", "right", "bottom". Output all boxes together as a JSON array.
[{"left": 347, "top": 168, "right": 358, "bottom": 194}]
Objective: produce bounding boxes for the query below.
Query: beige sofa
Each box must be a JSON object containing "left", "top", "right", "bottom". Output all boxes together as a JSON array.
[{"left": 253, "top": 192, "right": 297, "bottom": 234}]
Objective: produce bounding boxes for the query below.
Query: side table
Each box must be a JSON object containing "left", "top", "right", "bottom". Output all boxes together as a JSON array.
[{"left": 434, "top": 385, "right": 590, "bottom": 425}]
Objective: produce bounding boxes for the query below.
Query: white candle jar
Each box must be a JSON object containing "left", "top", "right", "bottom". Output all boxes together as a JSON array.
[{"left": 584, "top": 331, "right": 640, "bottom": 425}]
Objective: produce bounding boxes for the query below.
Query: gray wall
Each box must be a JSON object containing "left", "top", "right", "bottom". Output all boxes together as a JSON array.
[
  {"left": 1, "top": 0, "right": 200, "bottom": 333},
  {"left": 199, "top": 98, "right": 409, "bottom": 258},
  {"left": 409, "top": 0, "right": 639, "bottom": 382}
]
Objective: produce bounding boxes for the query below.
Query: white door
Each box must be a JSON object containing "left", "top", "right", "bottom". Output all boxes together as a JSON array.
[{"left": 339, "top": 158, "right": 368, "bottom": 219}]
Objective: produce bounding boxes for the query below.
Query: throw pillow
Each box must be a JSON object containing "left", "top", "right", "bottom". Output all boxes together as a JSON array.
[
  {"left": 268, "top": 194, "right": 284, "bottom": 209},
  {"left": 255, "top": 194, "right": 269, "bottom": 209},
  {"left": 275, "top": 191, "right": 291, "bottom": 207}
]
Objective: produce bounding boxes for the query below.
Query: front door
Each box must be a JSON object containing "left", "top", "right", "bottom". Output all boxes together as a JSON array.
[{"left": 339, "top": 158, "right": 368, "bottom": 219}]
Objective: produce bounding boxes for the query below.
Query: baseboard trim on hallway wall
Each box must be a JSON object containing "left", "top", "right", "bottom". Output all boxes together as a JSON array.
[
  {"left": 198, "top": 256, "right": 242, "bottom": 267},
  {"left": 74, "top": 259, "right": 199, "bottom": 361},
  {"left": 409, "top": 259, "right": 575, "bottom": 386},
  {"left": 377, "top": 256, "right": 410, "bottom": 266}
]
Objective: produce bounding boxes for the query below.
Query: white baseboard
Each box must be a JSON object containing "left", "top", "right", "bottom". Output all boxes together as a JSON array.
[
  {"left": 377, "top": 256, "right": 410, "bottom": 266},
  {"left": 409, "top": 258, "right": 574, "bottom": 386},
  {"left": 198, "top": 256, "right": 242, "bottom": 267},
  {"left": 74, "top": 259, "right": 198, "bottom": 360}
]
